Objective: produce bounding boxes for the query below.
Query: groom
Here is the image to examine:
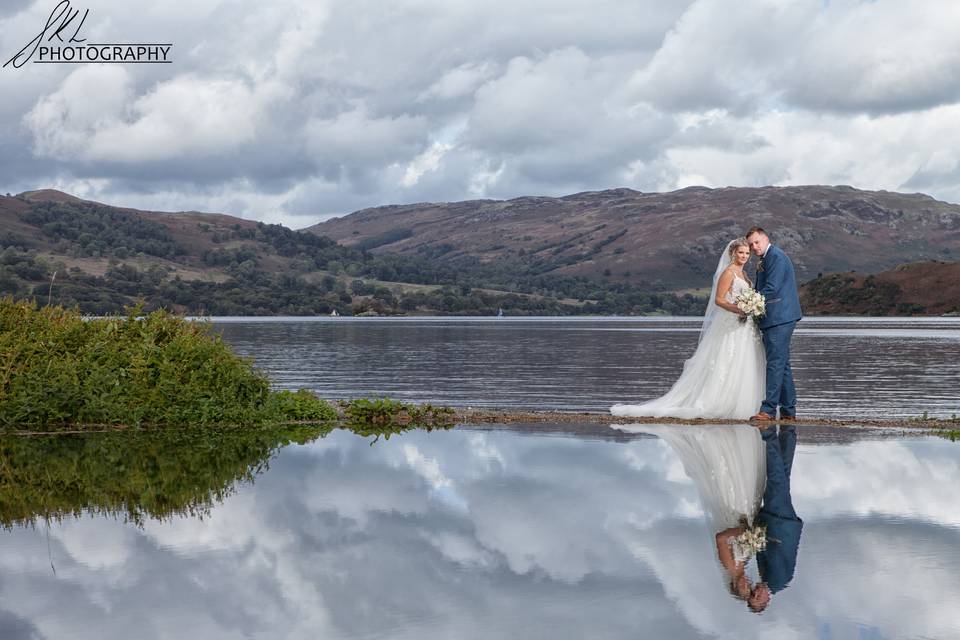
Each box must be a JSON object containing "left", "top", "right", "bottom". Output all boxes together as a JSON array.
[{"left": 746, "top": 227, "right": 802, "bottom": 422}]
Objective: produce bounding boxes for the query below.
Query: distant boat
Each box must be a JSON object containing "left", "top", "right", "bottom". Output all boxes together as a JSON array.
[
  {"left": 330, "top": 309, "right": 339, "bottom": 316},
  {"left": 497, "top": 307, "right": 503, "bottom": 317}
]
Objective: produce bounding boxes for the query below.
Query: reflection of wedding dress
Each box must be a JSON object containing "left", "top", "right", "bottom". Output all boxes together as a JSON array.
[
  {"left": 610, "top": 276, "right": 765, "bottom": 420},
  {"left": 615, "top": 424, "right": 766, "bottom": 532}
]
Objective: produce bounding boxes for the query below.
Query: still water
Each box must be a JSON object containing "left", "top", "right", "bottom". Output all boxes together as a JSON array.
[
  {"left": 213, "top": 316, "right": 960, "bottom": 419},
  {"left": 0, "top": 424, "right": 957, "bottom": 639}
]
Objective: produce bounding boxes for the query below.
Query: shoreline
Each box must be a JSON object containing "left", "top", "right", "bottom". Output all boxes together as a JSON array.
[
  {"left": 2, "top": 406, "right": 956, "bottom": 436},
  {"left": 450, "top": 407, "right": 958, "bottom": 431}
]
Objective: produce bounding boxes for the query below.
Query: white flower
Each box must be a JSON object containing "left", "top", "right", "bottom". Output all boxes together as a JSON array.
[
  {"left": 735, "top": 290, "right": 767, "bottom": 318},
  {"left": 734, "top": 524, "right": 768, "bottom": 558}
]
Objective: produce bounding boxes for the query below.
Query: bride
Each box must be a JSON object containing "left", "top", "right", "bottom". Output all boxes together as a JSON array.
[{"left": 611, "top": 238, "right": 765, "bottom": 420}]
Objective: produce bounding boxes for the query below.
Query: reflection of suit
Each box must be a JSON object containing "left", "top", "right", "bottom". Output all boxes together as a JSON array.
[
  {"left": 755, "top": 245, "right": 802, "bottom": 417},
  {"left": 756, "top": 424, "right": 802, "bottom": 593}
]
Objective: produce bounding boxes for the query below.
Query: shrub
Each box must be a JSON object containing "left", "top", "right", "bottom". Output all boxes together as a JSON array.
[
  {"left": 0, "top": 297, "right": 336, "bottom": 428},
  {"left": 342, "top": 397, "right": 455, "bottom": 433},
  {"left": 264, "top": 389, "right": 338, "bottom": 422}
]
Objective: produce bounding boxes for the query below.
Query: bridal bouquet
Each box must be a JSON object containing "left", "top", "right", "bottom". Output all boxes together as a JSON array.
[
  {"left": 735, "top": 289, "right": 766, "bottom": 320},
  {"left": 734, "top": 524, "right": 768, "bottom": 558}
]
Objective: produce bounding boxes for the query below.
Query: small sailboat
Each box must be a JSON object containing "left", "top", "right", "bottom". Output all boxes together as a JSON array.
[
  {"left": 496, "top": 307, "right": 503, "bottom": 317},
  {"left": 330, "top": 309, "right": 340, "bottom": 317}
]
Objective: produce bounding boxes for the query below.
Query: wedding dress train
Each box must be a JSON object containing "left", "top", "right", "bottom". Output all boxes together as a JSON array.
[{"left": 610, "top": 275, "right": 766, "bottom": 420}]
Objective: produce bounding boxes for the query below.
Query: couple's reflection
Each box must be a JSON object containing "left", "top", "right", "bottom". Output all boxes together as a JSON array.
[
  {"left": 716, "top": 423, "right": 803, "bottom": 611},
  {"left": 617, "top": 422, "right": 802, "bottom": 612}
]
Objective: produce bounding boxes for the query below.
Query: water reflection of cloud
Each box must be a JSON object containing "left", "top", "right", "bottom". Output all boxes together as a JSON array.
[
  {"left": 792, "top": 439, "right": 960, "bottom": 525},
  {"left": 0, "top": 431, "right": 956, "bottom": 639}
]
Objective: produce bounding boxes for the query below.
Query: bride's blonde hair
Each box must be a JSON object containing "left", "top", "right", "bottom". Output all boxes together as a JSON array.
[{"left": 728, "top": 238, "right": 749, "bottom": 258}]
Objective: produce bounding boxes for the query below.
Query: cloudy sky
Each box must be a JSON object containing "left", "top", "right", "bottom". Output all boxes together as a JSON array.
[{"left": 2, "top": 0, "right": 960, "bottom": 227}]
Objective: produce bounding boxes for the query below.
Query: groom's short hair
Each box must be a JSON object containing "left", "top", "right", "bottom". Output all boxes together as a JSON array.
[{"left": 745, "top": 226, "right": 767, "bottom": 239}]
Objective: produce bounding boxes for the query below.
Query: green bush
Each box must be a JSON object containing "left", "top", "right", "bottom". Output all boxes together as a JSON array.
[
  {"left": 0, "top": 297, "right": 336, "bottom": 428},
  {"left": 343, "top": 397, "right": 410, "bottom": 423},
  {"left": 342, "top": 397, "right": 455, "bottom": 430},
  {"left": 264, "top": 389, "right": 338, "bottom": 422}
]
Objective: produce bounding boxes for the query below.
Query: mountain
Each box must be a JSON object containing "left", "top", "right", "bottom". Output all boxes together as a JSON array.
[
  {"left": 4, "top": 187, "right": 959, "bottom": 316},
  {"left": 307, "top": 185, "right": 960, "bottom": 290}
]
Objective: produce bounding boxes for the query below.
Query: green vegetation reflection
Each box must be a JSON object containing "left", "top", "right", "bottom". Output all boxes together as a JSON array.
[{"left": 0, "top": 420, "right": 453, "bottom": 528}]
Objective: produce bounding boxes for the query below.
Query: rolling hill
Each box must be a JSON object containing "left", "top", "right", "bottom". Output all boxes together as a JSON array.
[
  {"left": 801, "top": 261, "right": 960, "bottom": 315},
  {"left": 0, "top": 190, "right": 696, "bottom": 315},
  {"left": 308, "top": 185, "right": 960, "bottom": 290},
  {"left": 3, "top": 187, "right": 959, "bottom": 316}
]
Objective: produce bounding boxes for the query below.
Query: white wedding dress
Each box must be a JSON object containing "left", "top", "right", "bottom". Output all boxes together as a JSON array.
[
  {"left": 613, "top": 424, "right": 766, "bottom": 532},
  {"left": 610, "top": 245, "right": 766, "bottom": 420}
]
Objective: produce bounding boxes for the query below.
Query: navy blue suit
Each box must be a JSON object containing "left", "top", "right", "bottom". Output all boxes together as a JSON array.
[
  {"left": 755, "top": 245, "right": 802, "bottom": 417},
  {"left": 756, "top": 424, "right": 802, "bottom": 593}
]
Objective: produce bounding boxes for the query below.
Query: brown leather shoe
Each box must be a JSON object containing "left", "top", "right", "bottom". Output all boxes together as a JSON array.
[
  {"left": 780, "top": 414, "right": 797, "bottom": 422},
  {"left": 749, "top": 412, "right": 775, "bottom": 422}
]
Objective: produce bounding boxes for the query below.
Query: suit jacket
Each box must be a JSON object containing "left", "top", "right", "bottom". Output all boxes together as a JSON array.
[{"left": 755, "top": 245, "right": 803, "bottom": 330}]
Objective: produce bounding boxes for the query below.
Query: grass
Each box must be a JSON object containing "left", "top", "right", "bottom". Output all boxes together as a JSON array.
[
  {"left": 910, "top": 411, "right": 960, "bottom": 424},
  {"left": 0, "top": 297, "right": 338, "bottom": 428},
  {"left": 908, "top": 411, "right": 960, "bottom": 442}
]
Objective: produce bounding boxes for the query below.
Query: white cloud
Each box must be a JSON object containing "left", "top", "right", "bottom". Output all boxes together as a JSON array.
[
  {"left": 659, "top": 105, "right": 960, "bottom": 198},
  {"left": 401, "top": 141, "right": 453, "bottom": 187},
  {"left": 6, "top": 0, "right": 960, "bottom": 220},
  {"left": 24, "top": 65, "right": 131, "bottom": 158},
  {"left": 24, "top": 69, "right": 282, "bottom": 163},
  {"left": 784, "top": 0, "right": 960, "bottom": 113},
  {"left": 305, "top": 107, "right": 428, "bottom": 168},
  {"left": 629, "top": 0, "right": 815, "bottom": 113},
  {"left": 417, "top": 61, "right": 496, "bottom": 102},
  {"left": 90, "top": 75, "right": 274, "bottom": 162}
]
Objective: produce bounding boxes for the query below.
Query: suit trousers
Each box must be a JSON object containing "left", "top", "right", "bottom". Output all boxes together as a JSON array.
[
  {"left": 760, "top": 320, "right": 797, "bottom": 417},
  {"left": 759, "top": 424, "right": 798, "bottom": 519}
]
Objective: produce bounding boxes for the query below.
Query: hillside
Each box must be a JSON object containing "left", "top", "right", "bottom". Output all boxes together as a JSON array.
[
  {"left": 801, "top": 261, "right": 960, "bottom": 316},
  {"left": 0, "top": 190, "right": 699, "bottom": 316},
  {"left": 4, "top": 188, "right": 959, "bottom": 316},
  {"left": 308, "top": 185, "right": 960, "bottom": 290}
]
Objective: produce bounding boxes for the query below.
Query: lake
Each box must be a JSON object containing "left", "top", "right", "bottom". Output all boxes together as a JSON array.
[
  {"left": 0, "top": 424, "right": 957, "bottom": 639},
  {"left": 212, "top": 316, "right": 960, "bottom": 419},
  {"left": 1, "top": 316, "right": 958, "bottom": 638}
]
